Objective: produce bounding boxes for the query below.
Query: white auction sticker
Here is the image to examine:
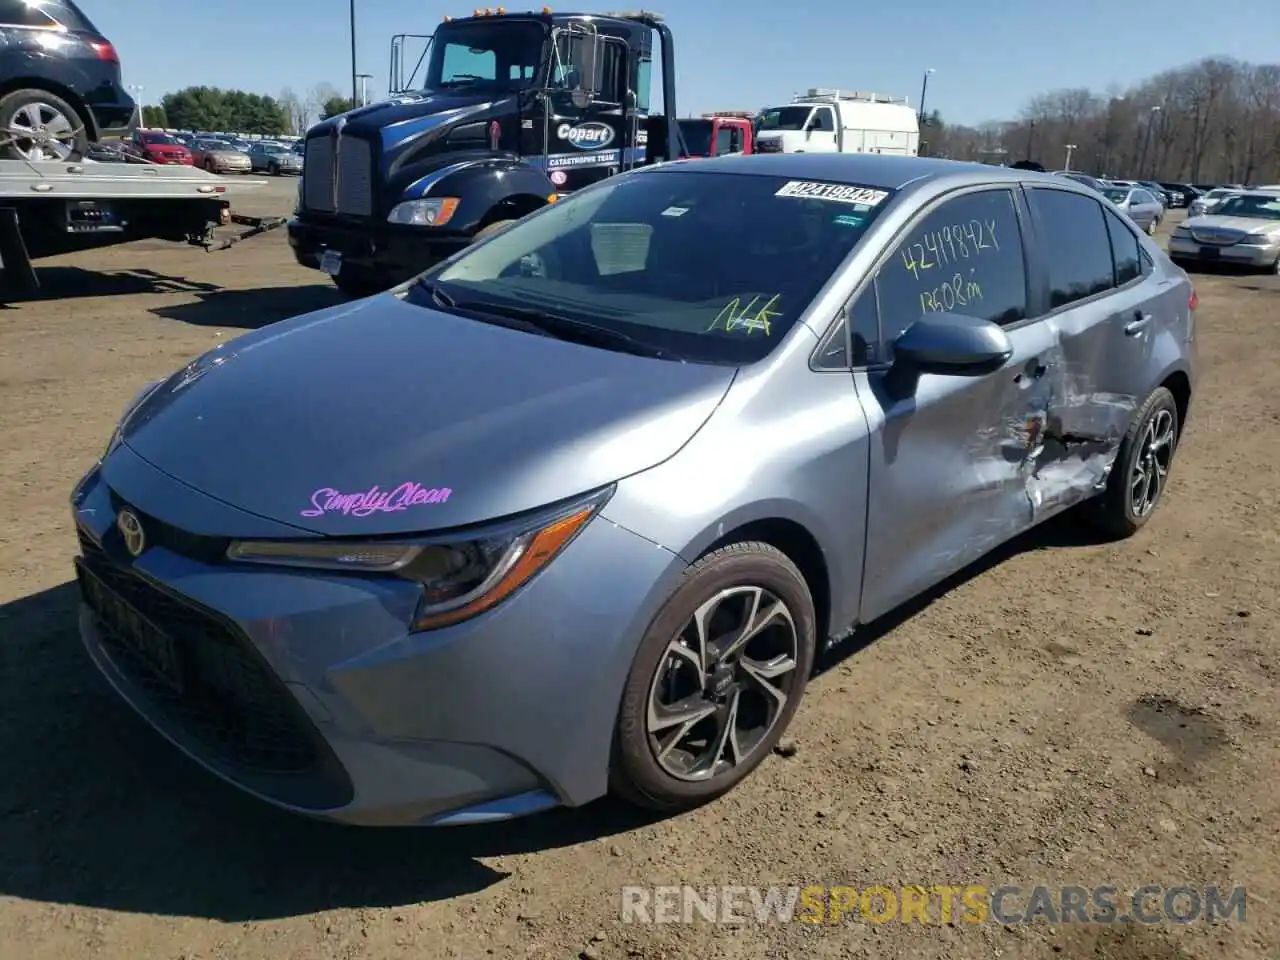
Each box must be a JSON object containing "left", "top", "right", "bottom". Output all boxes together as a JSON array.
[
  {"left": 549, "top": 170, "right": 567, "bottom": 185},
  {"left": 774, "top": 181, "right": 889, "bottom": 206}
]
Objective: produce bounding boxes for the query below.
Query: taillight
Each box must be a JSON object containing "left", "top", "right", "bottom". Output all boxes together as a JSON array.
[
  {"left": 88, "top": 40, "right": 118, "bottom": 62},
  {"left": 1188, "top": 288, "right": 1198, "bottom": 311}
]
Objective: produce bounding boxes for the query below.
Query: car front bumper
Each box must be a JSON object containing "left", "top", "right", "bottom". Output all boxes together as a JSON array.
[
  {"left": 287, "top": 215, "right": 471, "bottom": 283},
  {"left": 71, "top": 450, "right": 683, "bottom": 826},
  {"left": 1168, "top": 236, "right": 1280, "bottom": 267}
]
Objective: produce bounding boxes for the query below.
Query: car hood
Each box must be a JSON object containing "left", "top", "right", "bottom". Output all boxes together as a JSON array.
[
  {"left": 1186, "top": 214, "right": 1280, "bottom": 236},
  {"left": 211, "top": 150, "right": 247, "bottom": 160},
  {"left": 119, "top": 295, "right": 737, "bottom": 537}
]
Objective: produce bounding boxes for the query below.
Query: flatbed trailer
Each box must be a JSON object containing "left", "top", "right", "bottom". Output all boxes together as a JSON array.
[{"left": 0, "top": 158, "right": 285, "bottom": 294}]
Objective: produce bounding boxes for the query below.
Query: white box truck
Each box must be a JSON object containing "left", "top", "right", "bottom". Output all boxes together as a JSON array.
[{"left": 754, "top": 89, "right": 919, "bottom": 157}]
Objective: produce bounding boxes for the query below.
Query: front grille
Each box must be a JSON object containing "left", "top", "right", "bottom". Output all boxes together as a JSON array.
[
  {"left": 336, "top": 136, "right": 373, "bottom": 216},
  {"left": 107, "top": 493, "right": 229, "bottom": 564},
  {"left": 303, "top": 136, "right": 335, "bottom": 212},
  {"left": 1190, "top": 228, "right": 1242, "bottom": 245},
  {"left": 76, "top": 532, "right": 353, "bottom": 810}
]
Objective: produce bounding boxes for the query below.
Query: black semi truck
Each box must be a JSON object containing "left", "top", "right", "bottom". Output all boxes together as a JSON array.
[{"left": 286, "top": 8, "right": 682, "bottom": 297}]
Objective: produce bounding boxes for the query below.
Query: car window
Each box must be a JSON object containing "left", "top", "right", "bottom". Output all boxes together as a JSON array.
[
  {"left": 810, "top": 109, "right": 835, "bottom": 132},
  {"left": 1103, "top": 207, "right": 1144, "bottom": 285},
  {"left": 0, "top": 0, "right": 56, "bottom": 27},
  {"left": 816, "top": 285, "right": 880, "bottom": 369},
  {"left": 1026, "top": 188, "right": 1114, "bottom": 309},
  {"left": 431, "top": 170, "right": 895, "bottom": 365},
  {"left": 1132, "top": 190, "right": 1154, "bottom": 205},
  {"left": 874, "top": 188, "right": 1028, "bottom": 345},
  {"left": 1213, "top": 195, "right": 1280, "bottom": 220}
]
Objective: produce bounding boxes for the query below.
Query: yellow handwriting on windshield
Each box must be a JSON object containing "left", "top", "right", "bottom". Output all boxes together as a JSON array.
[{"left": 707, "top": 294, "right": 783, "bottom": 335}]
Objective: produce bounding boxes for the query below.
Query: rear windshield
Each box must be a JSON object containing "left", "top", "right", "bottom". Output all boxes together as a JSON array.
[
  {"left": 1101, "top": 187, "right": 1129, "bottom": 203},
  {"left": 19, "top": 0, "right": 102, "bottom": 33},
  {"left": 428, "top": 169, "right": 895, "bottom": 364}
]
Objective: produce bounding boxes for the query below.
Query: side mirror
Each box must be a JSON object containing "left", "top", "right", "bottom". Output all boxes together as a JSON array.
[
  {"left": 570, "top": 31, "right": 601, "bottom": 108},
  {"left": 892, "top": 312, "right": 1013, "bottom": 376}
]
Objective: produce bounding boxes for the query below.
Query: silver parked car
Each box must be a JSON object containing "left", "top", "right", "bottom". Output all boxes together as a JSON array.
[
  {"left": 1168, "top": 190, "right": 1280, "bottom": 273},
  {"left": 1100, "top": 185, "right": 1164, "bottom": 234},
  {"left": 247, "top": 140, "right": 302, "bottom": 175},
  {"left": 73, "top": 155, "right": 1196, "bottom": 825},
  {"left": 1187, "top": 187, "right": 1240, "bottom": 218}
]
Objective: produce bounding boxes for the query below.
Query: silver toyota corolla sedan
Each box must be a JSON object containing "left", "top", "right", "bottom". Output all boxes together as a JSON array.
[{"left": 73, "top": 154, "right": 1198, "bottom": 826}]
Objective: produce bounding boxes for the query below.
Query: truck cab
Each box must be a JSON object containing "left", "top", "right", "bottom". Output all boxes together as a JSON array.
[
  {"left": 286, "top": 7, "right": 682, "bottom": 297},
  {"left": 753, "top": 88, "right": 918, "bottom": 158},
  {"left": 676, "top": 113, "right": 753, "bottom": 158}
]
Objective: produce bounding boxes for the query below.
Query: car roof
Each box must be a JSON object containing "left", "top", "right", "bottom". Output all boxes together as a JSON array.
[{"left": 648, "top": 153, "right": 1092, "bottom": 198}]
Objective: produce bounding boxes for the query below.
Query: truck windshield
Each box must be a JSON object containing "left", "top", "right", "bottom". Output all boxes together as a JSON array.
[
  {"left": 677, "top": 120, "right": 713, "bottom": 156},
  {"left": 757, "top": 107, "right": 811, "bottom": 131},
  {"left": 425, "top": 169, "right": 895, "bottom": 365},
  {"left": 422, "top": 20, "right": 547, "bottom": 91}
]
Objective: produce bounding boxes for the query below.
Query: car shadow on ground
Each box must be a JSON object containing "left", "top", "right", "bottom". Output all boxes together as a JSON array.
[
  {"left": 0, "top": 267, "right": 222, "bottom": 303},
  {"left": 148, "top": 284, "right": 348, "bottom": 329},
  {"left": 0, "top": 513, "right": 1102, "bottom": 921}
]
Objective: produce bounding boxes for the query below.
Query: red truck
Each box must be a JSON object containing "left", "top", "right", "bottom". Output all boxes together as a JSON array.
[{"left": 677, "top": 112, "right": 755, "bottom": 158}]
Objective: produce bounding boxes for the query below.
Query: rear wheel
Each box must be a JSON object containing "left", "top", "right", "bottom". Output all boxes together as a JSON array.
[
  {"left": 610, "top": 542, "right": 816, "bottom": 813},
  {"left": 1081, "top": 386, "right": 1179, "bottom": 538},
  {"left": 0, "top": 88, "right": 90, "bottom": 161},
  {"left": 267, "top": 162, "right": 279, "bottom": 176}
]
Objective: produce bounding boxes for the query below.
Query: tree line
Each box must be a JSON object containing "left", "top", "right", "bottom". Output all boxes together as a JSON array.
[
  {"left": 142, "top": 84, "right": 360, "bottom": 135},
  {"left": 925, "top": 57, "right": 1280, "bottom": 184}
]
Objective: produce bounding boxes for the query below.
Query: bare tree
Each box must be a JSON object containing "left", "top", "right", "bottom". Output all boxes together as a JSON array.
[
  {"left": 278, "top": 86, "right": 308, "bottom": 136},
  {"left": 928, "top": 55, "right": 1280, "bottom": 183}
]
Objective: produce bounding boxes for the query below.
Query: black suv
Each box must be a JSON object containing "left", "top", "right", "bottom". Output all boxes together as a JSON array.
[{"left": 0, "top": 0, "right": 135, "bottom": 160}]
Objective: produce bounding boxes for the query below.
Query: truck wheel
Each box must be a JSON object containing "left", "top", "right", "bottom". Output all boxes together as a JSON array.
[
  {"left": 471, "top": 219, "right": 516, "bottom": 242},
  {"left": 0, "top": 89, "right": 90, "bottom": 161},
  {"left": 609, "top": 541, "right": 816, "bottom": 813}
]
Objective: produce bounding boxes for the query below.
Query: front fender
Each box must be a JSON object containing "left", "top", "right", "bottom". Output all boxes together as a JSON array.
[{"left": 398, "top": 157, "right": 556, "bottom": 233}]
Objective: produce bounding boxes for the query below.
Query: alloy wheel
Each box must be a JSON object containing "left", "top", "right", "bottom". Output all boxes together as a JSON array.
[
  {"left": 6, "top": 101, "right": 76, "bottom": 161},
  {"left": 645, "top": 585, "right": 799, "bottom": 782},
  {"left": 1130, "top": 408, "right": 1176, "bottom": 517}
]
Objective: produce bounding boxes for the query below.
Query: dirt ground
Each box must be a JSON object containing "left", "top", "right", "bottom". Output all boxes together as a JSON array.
[{"left": 0, "top": 183, "right": 1277, "bottom": 960}]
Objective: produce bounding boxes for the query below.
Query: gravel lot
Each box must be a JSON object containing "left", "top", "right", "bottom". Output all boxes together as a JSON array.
[{"left": 0, "top": 184, "right": 1276, "bottom": 960}]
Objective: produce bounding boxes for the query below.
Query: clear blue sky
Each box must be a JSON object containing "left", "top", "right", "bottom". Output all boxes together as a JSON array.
[{"left": 98, "top": 0, "right": 1275, "bottom": 126}]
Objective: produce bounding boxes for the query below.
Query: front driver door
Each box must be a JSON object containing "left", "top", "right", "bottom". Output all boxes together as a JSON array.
[
  {"left": 544, "top": 28, "right": 630, "bottom": 190},
  {"left": 855, "top": 186, "right": 1058, "bottom": 622}
]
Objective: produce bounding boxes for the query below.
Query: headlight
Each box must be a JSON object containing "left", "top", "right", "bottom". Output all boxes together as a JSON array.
[
  {"left": 1242, "top": 232, "right": 1277, "bottom": 245},
  {"left": 226, "top": 486, "right": 613, "bottom": 631},
  {"left": 387, "top": 197, "right": 459, "bottom": 227}
]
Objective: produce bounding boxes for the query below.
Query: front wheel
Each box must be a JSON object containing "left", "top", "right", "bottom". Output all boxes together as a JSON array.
[
  {"left": 610, "top": 542, "right": 816, "bottom": 813},
  {"left": 267, "top": 162, "right": 279, "bottom": 176},
  {"left": 1081, "top": 386, "right": 1179, "bottom": 538}
]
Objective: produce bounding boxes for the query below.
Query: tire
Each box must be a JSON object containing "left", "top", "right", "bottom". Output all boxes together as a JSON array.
[
  {"left": 1146, "top": 217, "right": 1158, "bottom": 235},
  {"left": 268, "top": 162, "right": 279, "bottom": 176},
  {"left": 471, "top": 219, "right": 516, "bottom": 243},
  {"left": 1081, "top": 386, "right": 1179, "bottom": 538},
  {"left": 0, "top": 88, "right": 90, "bottom": 161},
  {"left": 330, "top": 268, "right": 389, "bottom": 298},
  {"left": 609, "top": 541, "right": 816, "bottom": 813},
  {"left": 204, "top": 159, "right": 215, "bottom": 173}
]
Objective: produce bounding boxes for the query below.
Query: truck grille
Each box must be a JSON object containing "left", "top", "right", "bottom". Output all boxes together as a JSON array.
[
  {"left": 76, "top": 531, "right": 354, "bottom": 810},
  {"left": 336, "top": 136, "right": 373, "bottom": 216},
  {"left": 303, "top": 136, "right": 335, "bottom": 212}
]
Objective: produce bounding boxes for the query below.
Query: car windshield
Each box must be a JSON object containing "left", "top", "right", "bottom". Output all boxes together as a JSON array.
[
  {"left": 757, "top": 107, "right": 812, "bottom": 131},
  {"left": 1206, "top": 189, "right": 1234, "bottom": 199},
  {"left": 677, "top": 120, "right": 713, "bottom": 155},
  {"left": 1101, "top": 187, "right": 1130, "bottom": 203},
  {"left": 425, "top": 170, "right": 894, "bottom": 365},
  {"left": 142, "top": 134, "right": 180, "bottom": 145},
  {"left": 1213, "top": 195, "right": 1280, "bottom": 220},
  {"left": 422, "top": 20, "right": 546, "bottom": 91}
]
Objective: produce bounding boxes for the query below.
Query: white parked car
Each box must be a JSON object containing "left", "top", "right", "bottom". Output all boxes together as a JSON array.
[
  {"left": 1188, "top": 187, "right": 1241, "bottom": 218},
  {"left": 1169, "top": 191, "right": 1280, "bottom": 273}
]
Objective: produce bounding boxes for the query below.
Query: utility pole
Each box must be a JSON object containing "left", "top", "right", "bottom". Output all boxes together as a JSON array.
[
  {"left": 1063, "top": 144, "right": 1077, "bottom": 171},
  {"left": 917, "top": 68, "right": 935, "bottom": 124},
  {"left": 349, "top": 0, "right": 358, "bottom": 110}
]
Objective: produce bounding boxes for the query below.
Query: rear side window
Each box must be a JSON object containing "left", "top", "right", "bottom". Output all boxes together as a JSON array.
[
  {"left": 875, "top": 188, "right": 1029, "bottom": 340},
  {"left": 1027, "top": 188, "right": 1114, "bottom": 308},
  {"left": 1103, "top": 207, "right": 1144, "bottom": 286},
  {"left": 0, "top": 1, "right": 55, "bottom": 26},
  {"left": 3, "top": 0, "right": 101, "bottom": 31}
]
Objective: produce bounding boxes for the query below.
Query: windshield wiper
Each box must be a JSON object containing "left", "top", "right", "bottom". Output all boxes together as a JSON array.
[{"left": 450, "top": 299, "right": 678, "bottom": 360}]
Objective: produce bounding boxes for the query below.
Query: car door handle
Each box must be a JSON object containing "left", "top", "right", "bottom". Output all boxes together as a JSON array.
[{"left": 1125, "top": 312, "right": 1153, "bottom": 335}]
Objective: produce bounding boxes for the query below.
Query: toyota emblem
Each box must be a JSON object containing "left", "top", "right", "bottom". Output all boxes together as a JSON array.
[{"left": 116, "top": 508, "right": 146, "bottom": 558}]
